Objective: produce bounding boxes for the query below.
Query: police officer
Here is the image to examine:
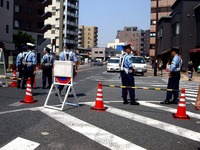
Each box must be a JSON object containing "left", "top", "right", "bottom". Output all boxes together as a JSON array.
[
  {"left": 120, "top": 45, "right": 139, "bottom": 105},
  {"left": 21, "top": 43, "right": 37, "bottom": 89},
  {"left": 41, "top": 47, "right": 54, "bottom": 89},
  {"left": 161, "top": 48, "right": 182, "bottom": 104},
  {"left": 16, "top": 46, "right": 27, "bottom": 88},
  {"left": 57, "top": 45, "right": 78, "bottom": 95}
]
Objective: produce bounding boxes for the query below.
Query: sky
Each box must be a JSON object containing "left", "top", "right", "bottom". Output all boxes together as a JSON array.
[{"left": 79, "top": 0, "right": 151, "bottom": 47}]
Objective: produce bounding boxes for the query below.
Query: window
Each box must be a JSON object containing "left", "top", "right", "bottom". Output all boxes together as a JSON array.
[
  {"left": 159, "top": 28, "right": 163, "bottom": 37},
  {"left": 172, "top": 22, "right": 180, "bottom": 36},
  {"left": 1, "top": 0, "right": 3, "bottom": 7},
  {"left": 15, "top": 5, "right": 20, "bottom": 12},
  {"left": 28, "top": 8, "right": 32, "bottom": 15},
  {"left": 151, "top": 20, "right": 156, "bottom": 25},
  {"left": 150, "top": 32, "right": 156, "bottom": 37},
  {"left": 26, "top": 22, "right": 31, "bottom": 29},
  {"left": 88, "top": 28, "right": 90, "bottom": 31},
  {"left": 88, "top": 41, "right": 90, "bottom": 44},
  {"left": 14, "top": 20, "right": 20, "bottom": 28},
  {"left": 6, "top": 1, "right": 9, "bottom": 9},
  {"left": 6, "top": 25, "right": 9, "bottom": 33},
  {"left": 99, "top": 51, "right": 103, "bottom": 54},
  {"left": 94, "top": 51, "right": 98, "bottom": 54}
]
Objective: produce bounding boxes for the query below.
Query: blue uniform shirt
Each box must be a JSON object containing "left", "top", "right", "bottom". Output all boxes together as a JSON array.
[
  {"left": 123, "top": 54, "right": 133, "bottom": 68},
  {"left": 170, "top": 54, "right": 182, "bottom": 72},
  {"left": 16, "top": 52, "right": 23, "bottom": 67},
  {"left": 59, "top": 50, "right": 78, "bottom": 62},
  {"left": 23, "top": 50, "right": 37, "bottom": 65},
  {"left": 41, "top": 53, "right": 54, "bottom": 64}
]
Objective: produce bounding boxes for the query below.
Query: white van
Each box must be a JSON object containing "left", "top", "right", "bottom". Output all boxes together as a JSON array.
[{"left": 107, "top": 57, "right": 120, "bottom": 72}]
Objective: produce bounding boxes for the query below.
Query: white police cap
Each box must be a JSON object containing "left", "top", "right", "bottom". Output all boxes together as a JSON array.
[{"left": 27, "top": 43, "right": 35, "bottom": 47}]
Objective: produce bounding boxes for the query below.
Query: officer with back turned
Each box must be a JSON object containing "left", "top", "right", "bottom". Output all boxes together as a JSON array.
[
  {"left": 41, "top": 47, "right": 54, "bottom": 89},
  {"left": 16, "top": 45, "right": 27, "bottom": 88},
  {"left": 21, "top": 43, "right": 37, "bottom": 89},
  {"left": 56, "top": 45, "right": 78, "bottom": 96},
  {"left": 161, "top": 48, "right": 182, "bottom": 104},
  {"left": 120, "top": 45, "right": 139, "bottom": 105}
]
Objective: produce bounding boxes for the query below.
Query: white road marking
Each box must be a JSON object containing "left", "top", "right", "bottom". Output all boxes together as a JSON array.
[
  {"left": 185, "top": 94, "right": 197, "bottom": 98},
  {"left": 0, "top": 108, "right": 37, "bottom": 115},
  {"left": 0, "top": 137, "right": 40, "bottom": 150},
  {"left": 186, "top": 97, "right": 197, "bottom": 101},
  {"left": 38, "top": 108, "right": 146, "bottom": 150},
  {"left": 84, "top": 102, "right": 200, "bottom": 142},
  {"left": 186, "top": 91, "right": 198, "bottom": 94},
  {"left": 8, "top": 102, "right": 23, "bottom": 107}
]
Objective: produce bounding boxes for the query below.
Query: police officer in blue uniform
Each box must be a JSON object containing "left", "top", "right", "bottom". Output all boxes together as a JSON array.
[
  {"left": 41, "top": 47, "right": 54, "bottom": 89},
  {"left": 120, "top": 45, "right": 139, "bottom": 105},
  {"left": 16, "top": 46, "right": 27, "bottom": 88},
  {"left": 161, "top": 48, "right": 182, "bottom": 104},
  {"left": 57, "top": 45, "right": 78, "bottom": 95},
  {"left": 21, "top": 43, "right": 37, "bottom": 89}
]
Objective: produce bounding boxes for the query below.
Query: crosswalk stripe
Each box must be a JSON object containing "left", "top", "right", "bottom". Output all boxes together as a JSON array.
[
  {"left": 186, "top": 97, "right": 197, "bottom": 101},
  {"left": 84, "top": 102, "right": 200, "bottom": 142},
  {"left": 186, "top": 91, "right": 198, "bottom": 94},
  {"left": 185, "top": 94, "right": 197, "bottom": 98},
  {"left": 185, "top": 89, "right": 198, "bottom": 92},
  {"left": 138, "top": 101, "right": 200, "bottom": 120},
  {"left": 0, "top": 137, "right": 40, "bottom": 150},
  {"left": 38, "top": 108, "right": 146, "bottom": 150}
]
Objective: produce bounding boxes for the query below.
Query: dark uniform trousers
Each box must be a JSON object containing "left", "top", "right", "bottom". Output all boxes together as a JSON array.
[
  {"left": 42, "top": 68, "right": 52, "bottom": 88},
  {"left": 121, "top": 71, "right": 135, "bottom": 101},
  {"left": 166, "top": 72, "right": 180, "bottom": 100},
  {"left": 17, "top": 65, "right": 23, "bottom": 88},
  {"left": 22, "top": 67, "right": 34, "bottom": 88}
]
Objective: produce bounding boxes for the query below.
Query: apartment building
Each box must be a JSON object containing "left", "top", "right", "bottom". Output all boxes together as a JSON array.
[
  {"left": 116, "top": 27, "right": 144, "bottom": 56},
  {"left": 78, "top": 25, "right": 98, "bottom": 49},
  {"left": 45, "top": 0, "right": 79, "bottom": 52},
  {"left": 0, "top": 0, "right": 15, "bottom": 69},
  {"left": 150, "top": 0, "right": 176, "bottom": 57},
  {"left": 14, "top": 0, "right": 52, "bottom": 54}
]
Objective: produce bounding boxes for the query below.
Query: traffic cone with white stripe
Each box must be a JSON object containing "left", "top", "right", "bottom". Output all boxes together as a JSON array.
[
  {"left": 173, "top": 88, "right": 190, "bottom": 119},
  {"left": 21, "top": 78, "right": 37, "bottom": 103},
  {"left": 11, "top": 70, "right": 17, "bottom": 87},
  {"left": 90, "top": 82, "right": 107, "bottom": 111}
]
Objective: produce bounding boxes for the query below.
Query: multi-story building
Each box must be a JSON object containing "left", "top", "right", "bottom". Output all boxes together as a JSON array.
[
  {"left": 78, "top": 25, "right": 98, "bottom": 49},
  {"left": 143, "top": 30, "right": 150, "bottom": 56},
  {"left": 45, "top": 0, "right": 79, "bottom": 52},
  {"left": 92, "top": 47, "right": 116, "bottom": 61},
  {"left": 150, "top": 0, "right": 176, "bottom": 57},
  {"left": 116, "top": 26, "right": 145, "bottom": 56},
  {"left": 0, "top": 0, "right": 15, "bottom": 70},
  {"left": 14, "top": 0, "right": 52, "bottom": 55}
]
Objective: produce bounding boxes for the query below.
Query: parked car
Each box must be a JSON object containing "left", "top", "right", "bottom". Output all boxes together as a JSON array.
[
  {"left": 90, "top": 60, "right": 103, "bottom": 66},
  {"left": 131, "top": 56, "right": 147, "bottom": 76},
  {"left": 107, "top": 57, "right": 120, "bottom": 72}
]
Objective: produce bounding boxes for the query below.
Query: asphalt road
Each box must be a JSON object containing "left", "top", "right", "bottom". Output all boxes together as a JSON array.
[{"left": 0, "top": 65, "right": 200, "bottom": 150}]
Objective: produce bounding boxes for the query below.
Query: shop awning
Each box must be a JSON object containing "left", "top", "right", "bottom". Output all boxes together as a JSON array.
[{"left": 189, "top": 48, "right": 200, "bottom": 53}]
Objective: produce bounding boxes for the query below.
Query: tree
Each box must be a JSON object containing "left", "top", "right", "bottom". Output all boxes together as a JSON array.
[{"left": 13, "top": 31, "right": 35, "bottom": 49}]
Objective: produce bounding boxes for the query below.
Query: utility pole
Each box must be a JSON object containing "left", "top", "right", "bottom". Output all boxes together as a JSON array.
[{"left": 154, "top": 0, "right": 159, "bottom": 76}]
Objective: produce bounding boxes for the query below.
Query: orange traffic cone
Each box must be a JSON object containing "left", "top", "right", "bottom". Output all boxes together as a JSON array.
[
  {"left": 11, "top": 70, "right": 17, "bottom": 87},
  {"left": 20, "top": 78, "right": 37, "bottom": 103},
  {"left": 173, "top": 88, "right": 190, "bottom": 119},
  {"left": 90, "top": 82, "right": 107, "bottom": 111}
]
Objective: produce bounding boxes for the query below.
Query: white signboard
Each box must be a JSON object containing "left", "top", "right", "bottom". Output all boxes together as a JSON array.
[
  {"left": 0, "top": 48, "right": 6, "bottom": 77},
  {"left": 53, "top": 61, "right": 73, "bottom": 78}
]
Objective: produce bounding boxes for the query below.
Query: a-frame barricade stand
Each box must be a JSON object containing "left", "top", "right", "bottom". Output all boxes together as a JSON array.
[{"left": 44, "top": 61, "right": 79, "bottom": 111}]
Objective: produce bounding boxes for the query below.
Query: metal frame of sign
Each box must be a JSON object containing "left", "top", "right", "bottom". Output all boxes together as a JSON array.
[
  {"left": 0, "top": 48, "right": 7, "bottom": 85},
  {"left": 44, "top": 61, "right": 79, "bottom": 111}
]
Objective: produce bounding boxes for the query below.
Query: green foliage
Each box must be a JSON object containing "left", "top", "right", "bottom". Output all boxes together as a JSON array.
[{"left": 13, "top": 31, "right": 35, "bottom": 49}]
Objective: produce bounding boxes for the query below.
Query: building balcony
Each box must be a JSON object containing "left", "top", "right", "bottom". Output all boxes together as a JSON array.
[
  {"left": 67, "top": 2, "right": 79, "bottom": 10},
  {"left": 67, "top": 11, "right": 78, "bottom": 18},
  {"left": 41, "top": 0, "right": 52, "bottom": 7},
  {"left": 66, "top": 40, "right": 78, "bottom": 44},
  {"left": 41, "top": 11, "right": 52, "bottom": 20},
  {"left": 67, "top": 21, "right": 78, "bottom": 27},
  {"left": 41, "top": 24, "right": 51, "bottom": 33},
  {"left": 66, "top": 30, "right": 77, "bottom": 35}
]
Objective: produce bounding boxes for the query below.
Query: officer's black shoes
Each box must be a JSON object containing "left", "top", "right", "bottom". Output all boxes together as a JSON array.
[
  {"left": 170, "top": 99, "right": 178, "bottom": 104},
  {"left": 123, "top": 101, "right": 129, "bottom": 104},
  {"left": 130, "top": 101, "right": 140, "bottom": 105},
  {"left": 160, "top": 99, "right": 170, "bottom": 104}
]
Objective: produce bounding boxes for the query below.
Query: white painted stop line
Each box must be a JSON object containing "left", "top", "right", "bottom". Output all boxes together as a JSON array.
[
  {"left": 38, "top": 108, "right": 146, "bottom": 150},
  {"left": 0, "top": 137, "right": 40, "bottom": 150}
]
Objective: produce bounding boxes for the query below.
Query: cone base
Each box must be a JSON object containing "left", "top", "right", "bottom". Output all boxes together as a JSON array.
[
  {"left": 90, "top": 107, "right": 108, "bottom": 111},
  {"left": 172, "top": 114, "right": 190, "bottom": 120},
  {"left": 20, "top": 100, "right": 37, "bottom": 104}
]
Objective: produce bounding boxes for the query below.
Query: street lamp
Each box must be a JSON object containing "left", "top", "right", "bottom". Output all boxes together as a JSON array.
[{"left": 154, "top": 0, "right": 159, "bottom": 76}]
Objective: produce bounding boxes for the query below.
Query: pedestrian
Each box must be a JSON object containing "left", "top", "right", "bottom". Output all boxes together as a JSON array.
[
  {"left": 41, "top": 47, "right": 54, "bottom": 89},
  {"left": 120, "top": 44, "right": 139, "bottom": 105},
  {"left": 21, "top": 43, "right": 37, "bottom": 89},
  {"left": 16, "top": 45, "right": 27, "bottom": 88},
  {"left": 188, "top": 61, "right": 195, "bottom": 81},
  {"left": 161, "top": 48, "right": 182, "bottom": 104},
  {"left": 56, "top": 45, "right": 78, "bottom": 95}
]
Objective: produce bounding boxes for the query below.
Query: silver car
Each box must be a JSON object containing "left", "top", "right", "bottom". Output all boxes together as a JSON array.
[{"left": 131, "top": 56, "right": 147, "bottom": 76}]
